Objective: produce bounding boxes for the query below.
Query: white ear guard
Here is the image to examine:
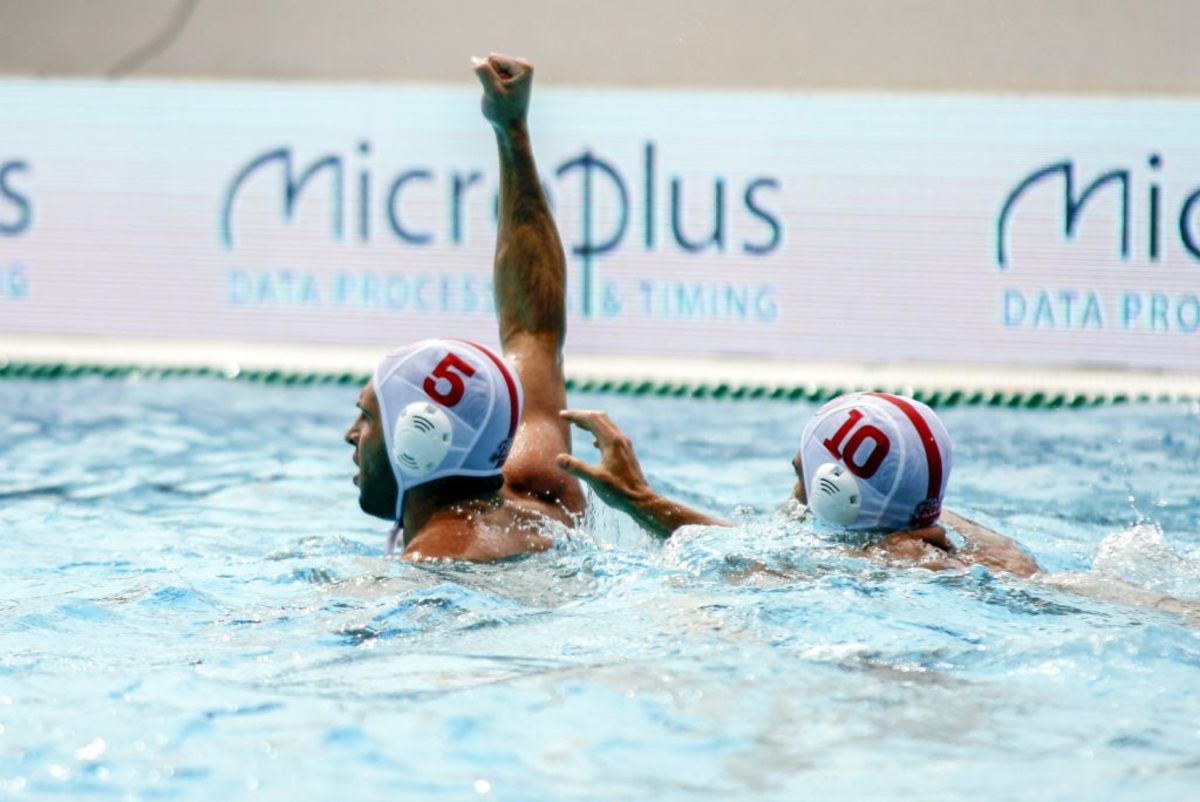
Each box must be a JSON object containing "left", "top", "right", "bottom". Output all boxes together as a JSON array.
[
  {"left": 391, "top": 402, "right": 454, "bottom": 477},
  {"left": 808, "top": 462, "right": 862, "bottom": 526}
]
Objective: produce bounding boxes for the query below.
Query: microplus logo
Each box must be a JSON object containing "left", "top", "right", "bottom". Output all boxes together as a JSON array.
[
  {"left": 994, "top": 154, "right": 1200, "bottom": 336},
  {"left": 0, "top": 159, "right": 33, "bottom": 236},
  {"left": 996, "top": 154, "right": 1200, "bottom": 268},
  {"left": 219, "top": 141, "right": 783, "bottom": 319}
]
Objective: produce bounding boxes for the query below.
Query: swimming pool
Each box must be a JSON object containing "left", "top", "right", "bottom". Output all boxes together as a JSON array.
[{"left": 2, "top": 377, "right": 1198, "bottom": 800}]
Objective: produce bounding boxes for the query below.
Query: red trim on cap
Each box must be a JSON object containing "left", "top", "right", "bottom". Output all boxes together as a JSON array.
[
  {"left": 457, "top": 340, "right": 520, "bottom": 439},
  {"left": 866, "top": 392, "right": 944, "bottom": 524}
]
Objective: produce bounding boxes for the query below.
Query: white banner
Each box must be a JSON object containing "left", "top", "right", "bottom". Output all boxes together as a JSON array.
[{"left": 1, "top": 80, "right": 1198, "bottom": 370}]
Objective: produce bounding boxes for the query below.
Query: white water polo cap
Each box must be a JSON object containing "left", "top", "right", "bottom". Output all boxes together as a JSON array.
[
  {"left": 373, "top": 339, "right": 523, "bottom": 523},
  {"left": 798, "top": 392, "right": 952, "bottom": 530}
]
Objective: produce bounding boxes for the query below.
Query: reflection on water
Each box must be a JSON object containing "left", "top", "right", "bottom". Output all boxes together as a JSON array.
[{"left": 0, "top": 379, "right": 1198, "bottom": 799}]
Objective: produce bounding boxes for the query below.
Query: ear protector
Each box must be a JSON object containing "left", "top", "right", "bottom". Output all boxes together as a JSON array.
[
  {"left": 807, "top": 462, "right": 862, "bottom": 525},
  {"left": 391, "top": 401, "right": 454, "bottom": 477}
]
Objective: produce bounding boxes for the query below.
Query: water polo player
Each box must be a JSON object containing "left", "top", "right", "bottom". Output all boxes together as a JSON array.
[
  {"left": 345, "top": 54, "right": 584, "bottom": 560},
  {"left": 557, "top": 392, "right": 1040, "bottom": 576}
]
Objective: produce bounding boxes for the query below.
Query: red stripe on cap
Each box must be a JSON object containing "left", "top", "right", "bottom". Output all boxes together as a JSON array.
[
  {"left": 457, "top": 340, "right": 520, "bottom": 439},
  {"left": 866, "top": 392, "right": 944, "bottom": 524}
]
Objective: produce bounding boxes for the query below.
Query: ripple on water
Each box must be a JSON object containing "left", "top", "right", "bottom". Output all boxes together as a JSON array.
[{"left": 2, "top": 384, "right": 1200, "bottom": 800}]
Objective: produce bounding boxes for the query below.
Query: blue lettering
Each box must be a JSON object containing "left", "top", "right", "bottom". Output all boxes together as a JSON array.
[
  {"left": 412, "top": 277, "right": 431, "bottom": 311},
  {"left": 643, "top": 142, "right": 656, "bottom": 249},
  {"left": 1177, "top": 296, "right": 1200, "bottom": 332},
  {"left": 360, "top": 273, "right": 380, "bottom": 306},
  {"left": 754, "top": 286, "right": 778, "bottom": 321},
  {"left": 228, "top": 269, "right": 252, "bottom": 304},
  {"left": 1032, "top": 292, "right": 1055, "bottom": 327},
  {"left": 357, "top": 141, "right": 372, "bottom": 242},
  {"left": 600, "top": 281, "right": 622, "bottom": 316},
  {"left": 636, "top": 280, "right": 777, "bottom": 321},
  {"left": 465, "top": 275, "right": 482, "bottom": 314},
  {"left": 724, "top": 284, "right": 747, "bottom": 318},
  {"left": 253, "top": 272, "right": 277, "bottom": 304},
  {"left": 451, "top": 171, "right": 484, "bottom": 244},
  {"left": 299, "top": 273, "right": 320, "bottom": 304},
  {"left": 1003, "top": 289, "right": 1104, "bottom": 329},
  {"left": 1150, "top": 293, "right": 1170, "bottom": 331},
  {"left": 226, "top": 269, "right": 322, "bottom": 305},
  {"left": 556, "top": 151, "right": 629, "bottom": 317},
  {"left": 671, "top": 177, "right": 725, "bottom": 252},
  {"left": 997, "top": 160, "right": 1129, "bottom": 269},
  {"left": 332, "top": 272, "right": 355, "bottom": 305},
  {"left": 384, "top": 275, "right": 406, "bottom": 308},
  {"left": 637, "top": 280, "right": 655, "bottom": 316},
  {"left": 1121, "top": 293, "right": 1143, "bottom": 328},
  {"left": 743, "top": 178, "right": 782, "bottom": 255},
  {"left": 386, "top": 170, "right": 435, "bottom": 244},
  {"left": 1, "top": 264, "right": 29, "bottom": 299},
  {"left": 1081, "top": 293, "right": 1103, "bottom": 328},
  {"left": 0, "top": 161, "right": 32, "bottom": 236},
  {"left": 1179, "top": 185, "right": 1200, "bottom": 259},
  {"left": 1148, "top": 154, "right": 1162, "bottom": 261},
  {"left": 217, "top": 142, "right": 787, "bottom": 326},
  {"left": 1003, "top": 290, "right": 1026, "bottom": 326},
  {"left": 221, "top": 148, "right": 343, "bottom": 249},
  {"left": 675, "top": 283, "right": 703, "bottom": 317},
  {"left": 1117, "top": 292, "right": 1200, "bottom": 332},
  {"left": 1057, "top": 290, "right": 1077, "bottom": 324}
]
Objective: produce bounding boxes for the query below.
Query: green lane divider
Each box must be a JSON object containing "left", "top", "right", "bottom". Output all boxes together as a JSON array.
[{"left": 0, "top": 359, "right": 1193, "bottom": 407}]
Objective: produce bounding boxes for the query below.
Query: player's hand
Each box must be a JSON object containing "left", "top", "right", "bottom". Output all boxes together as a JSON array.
[
  {"left": 472, "top": 53, "right": 533, "bottom": 131},
  {"left": 557, "top": 410, "right": 651, "bottom": 512}
]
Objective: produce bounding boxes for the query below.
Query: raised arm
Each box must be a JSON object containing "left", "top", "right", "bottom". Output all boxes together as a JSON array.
[
  {"left": 474, "top": 53, "right": 584, "bottom": 518},
  {"left": 557, "top": 409, "right": 729, "bottom": 537}
]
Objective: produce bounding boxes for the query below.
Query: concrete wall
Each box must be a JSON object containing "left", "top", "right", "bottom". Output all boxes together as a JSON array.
[{"left": 0, "top": 0, "right": 1194, "bottom": 93}]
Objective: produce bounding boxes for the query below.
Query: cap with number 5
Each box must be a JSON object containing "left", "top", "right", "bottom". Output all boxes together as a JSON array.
[
  {"left": 373, "top": 338, "right": 524, "bottom": 527},
  {"left": 798, "top": 392, "right": 953, "bottom": 530}
]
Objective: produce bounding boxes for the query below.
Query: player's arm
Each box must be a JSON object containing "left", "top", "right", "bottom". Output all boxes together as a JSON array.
[
  {"left": 557, "top": 409, "right": 730, "bottom": 538},
  {"left": 940, "top": 509, "right": 1041, "bottom": 578},
  {"left": 474, "top": 53, "right": 584, "bottom": 517}
]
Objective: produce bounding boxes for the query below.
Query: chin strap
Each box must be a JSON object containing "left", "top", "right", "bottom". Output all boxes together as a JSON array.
[{"left": 385, "top": 521, "right": 403, "bottom": 557}]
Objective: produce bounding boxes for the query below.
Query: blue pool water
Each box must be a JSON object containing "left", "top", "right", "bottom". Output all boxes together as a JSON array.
[{"left": 1, "top": 378, "right": 1199, "bottom": 800}]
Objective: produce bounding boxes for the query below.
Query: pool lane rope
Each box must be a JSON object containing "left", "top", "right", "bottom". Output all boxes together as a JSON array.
[{"left": 0, "top": 359, "right": 1184, "bottom": 408}]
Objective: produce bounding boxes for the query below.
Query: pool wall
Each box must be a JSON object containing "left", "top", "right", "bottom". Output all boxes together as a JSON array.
[{"left": 2, "top": 2, "right": 1199, "bottom": 390}]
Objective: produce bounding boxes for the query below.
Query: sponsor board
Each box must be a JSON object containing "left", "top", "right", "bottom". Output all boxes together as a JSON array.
[{"left": 1, "top": 81, "right": 1197, "bottom": 370}]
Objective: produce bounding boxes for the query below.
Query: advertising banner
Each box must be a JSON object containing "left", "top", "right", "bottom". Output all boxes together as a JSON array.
[{"left": 1, "top": 80, "right": 1198, "bottom": 370}]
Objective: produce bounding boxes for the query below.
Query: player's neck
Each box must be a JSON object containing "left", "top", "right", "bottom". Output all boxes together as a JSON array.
[{"left": 401, "top": 477, "right": 504, "bottom": 541}]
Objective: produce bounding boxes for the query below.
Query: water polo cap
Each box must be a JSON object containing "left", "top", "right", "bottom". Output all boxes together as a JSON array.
[
  {"left": 373, "top": 339, "right": 523, "bottom": 527},
  {"left": 798, "top": 392, "right": 952, "bottom": 530}
]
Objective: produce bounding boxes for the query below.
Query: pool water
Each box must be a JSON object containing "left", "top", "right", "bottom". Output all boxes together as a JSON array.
[{"left": 1, "top": 378, "right": 1198, "bottom": 800}]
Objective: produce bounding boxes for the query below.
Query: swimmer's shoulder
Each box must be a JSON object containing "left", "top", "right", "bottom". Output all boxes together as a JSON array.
[
  {"left": 501, "top": 423, "right": 587, "bottom": 519},
  {"left": 940, "top": 509, "right": 1041, "bottom": 578},
  {"left": 401, "top": 507, "right": 552, "bottom": 563},
  {"left": 501, "top": 480, "right": 580, "bottom": 528}
]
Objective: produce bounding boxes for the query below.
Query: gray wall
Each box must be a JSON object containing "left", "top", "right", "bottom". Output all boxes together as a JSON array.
[{"left": 0, "top": 0, "right": 1194, "bottom": 93}]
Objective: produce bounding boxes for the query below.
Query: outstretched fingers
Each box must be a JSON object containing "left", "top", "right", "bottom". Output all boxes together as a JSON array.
[
  {"left": 555, "top": 452, "right": 597, "bottom": 480},
  {"left": 557, "top": 410, "right": 606, "bottom": 481}
]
